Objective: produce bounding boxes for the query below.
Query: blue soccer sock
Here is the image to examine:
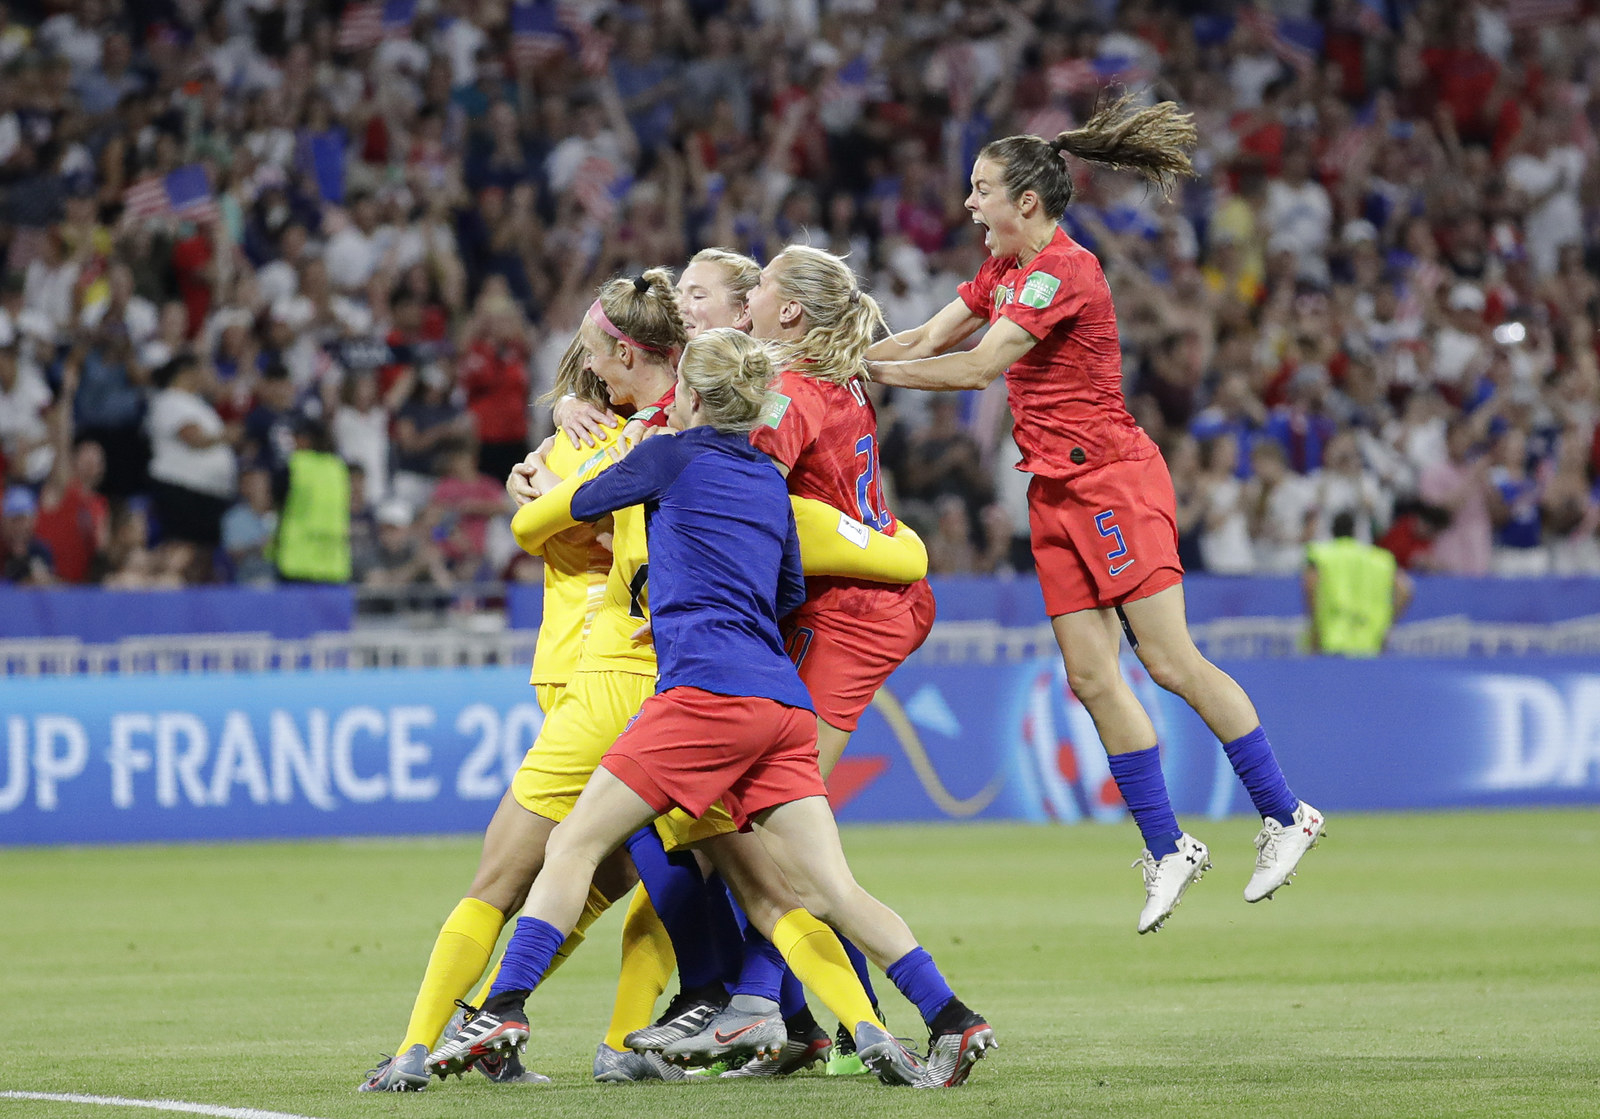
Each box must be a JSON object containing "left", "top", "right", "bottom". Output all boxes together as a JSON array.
[
  {"left": 1107, "top": 745, "right": 1183, "bottom": 858},
  {"left": 704, "top": 873, "right": 745, "bottom": 991},
  {"left": 625, "top": 827, "right": 722, "bottom": 992},
  {"left": 885, "top": 946, "right": 955, "bottom": 1027},
  {"left": 488, "top": 915, "right": 565, "bottom": 1000},
  {"left": 778, "top": 967, "right": 807, "bottom": 1019},
  {"left": 838, "top": 935, "right": 879, "bottom": 1009},
  {"left": 1222, "top": 725, "right": 1298, "bottom": 826},
  {"left": 732, "top": 926, "right": 788, "bottom": 1003}
]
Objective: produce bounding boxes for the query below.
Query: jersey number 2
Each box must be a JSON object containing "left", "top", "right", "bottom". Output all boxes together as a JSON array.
[{"left": 853, "top": 435, "right": 892, "bottom": 531}]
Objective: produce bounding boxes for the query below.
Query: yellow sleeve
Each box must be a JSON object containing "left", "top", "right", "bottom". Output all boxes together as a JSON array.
[
  {"left": 511, "top": 454, "right": 610, "bottom": 556},
  {"left": 792, "top": 496, "right": 927, "bottom": 583}
]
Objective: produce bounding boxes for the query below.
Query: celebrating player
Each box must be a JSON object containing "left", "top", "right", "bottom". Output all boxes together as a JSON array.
[
  {"left": 865, "top": 96, "right": 1324, "bottom": 934},
  {"left": 426, "top": 327, "right": 995, "bottom": 1089}
]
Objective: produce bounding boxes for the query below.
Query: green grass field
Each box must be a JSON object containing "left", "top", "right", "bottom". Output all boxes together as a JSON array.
[{"left": 3, "top": 811, "right": 1598, "bottom": 1119}]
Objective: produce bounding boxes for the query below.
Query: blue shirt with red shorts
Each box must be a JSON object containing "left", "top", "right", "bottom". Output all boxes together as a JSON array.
[{"left": 569, "top": 425, "right": 814, "bottom": 713}]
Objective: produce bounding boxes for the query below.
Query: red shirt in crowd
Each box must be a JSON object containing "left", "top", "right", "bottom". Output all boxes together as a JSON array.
[
  {"left": 34, "top": 482, "right": 108, "bottom": 584},
  {"left": 457, "top": 339, "right": 530, "bottom": 445}
]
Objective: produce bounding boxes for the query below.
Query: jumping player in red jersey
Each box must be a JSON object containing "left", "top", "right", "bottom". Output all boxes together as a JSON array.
[{"left": 865, "top": 96, "right": 1324, "bottom": 935}]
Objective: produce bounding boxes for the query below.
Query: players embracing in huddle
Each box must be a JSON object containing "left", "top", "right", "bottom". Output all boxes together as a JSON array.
[{"left": 358, "top": 98, "right": 1328, "bottom": 1094}]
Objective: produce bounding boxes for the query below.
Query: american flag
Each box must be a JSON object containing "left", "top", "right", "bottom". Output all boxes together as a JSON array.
[
  {"left": 120, "top": 165, "right": 219, "bottom": 223},
  {"left": 510, "top": 1, "right": 610, "bottom": 73},
  {"left": 1238, "top": 7, "right": 1323, "bottom": 75},
  {"left": 337, "top": 2, "right": 383, "bottom": 52},
  {"left": 1505, "top": 0, "right": 1579, "bottom": 28},
  {"left": 571, "top": 154, "right": 627, "bottom": 222}
]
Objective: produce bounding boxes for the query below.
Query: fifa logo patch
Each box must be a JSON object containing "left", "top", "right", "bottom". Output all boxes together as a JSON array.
[
  {"left": 1019, "top": 271, "right": 1061, "bottom": 309},
  {"left": 758, "top": 391, "right": 791, "bottom": 429}
]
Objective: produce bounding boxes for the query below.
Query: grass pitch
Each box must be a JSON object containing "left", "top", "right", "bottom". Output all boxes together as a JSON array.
[{"left": 3, "top": 811, "right": 1598, "bottom": 1119}]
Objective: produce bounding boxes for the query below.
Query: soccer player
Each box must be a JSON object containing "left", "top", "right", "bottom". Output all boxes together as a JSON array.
[
  {"left": 357, "top": 271, "right": 690, "bottom": 1093},
  {"left": 426, "top": 328, "right": 995, "bottom": 1089},
  {"left": 864, "top": 96, "right": 1325, "bottom": 935}
]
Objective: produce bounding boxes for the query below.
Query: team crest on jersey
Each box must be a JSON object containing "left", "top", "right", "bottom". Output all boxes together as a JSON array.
[
  {"left": 758, "top": 390, "right": 791, "bottom": 429},
  {"left": 1019, "top": 271, "right": 1061, "bottom": 309}
]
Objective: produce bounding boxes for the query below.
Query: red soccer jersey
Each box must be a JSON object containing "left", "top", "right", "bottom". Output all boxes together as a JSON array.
[
  {"left": 749, "top": 368, "right": 913, "bottom": 618},
  {"left": 958, "top": 226, "right": 1156, "bottom": 481}
]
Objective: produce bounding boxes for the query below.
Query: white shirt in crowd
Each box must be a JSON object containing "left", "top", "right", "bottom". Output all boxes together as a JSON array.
[
  {"left": 1200, "top": 477, "right": 1256, "bottom": 575},
  {"left": 1505, "top": 145, "right": 1585, "bottom": 277},
  {"left": 334, "top": 403, "right": 390, "bottom": 502},
  {"left": 1253, "top": 473, "right": 1315, "bottom": 575},
  {"left": 147, "top": 388, "right": 237, "bottom": 499},
  {"left": 1264, "top": 178, "right": 1332, "bottom": 256},
  {"left": 0, "top": 358, "right": 54, "bottom": 481}
]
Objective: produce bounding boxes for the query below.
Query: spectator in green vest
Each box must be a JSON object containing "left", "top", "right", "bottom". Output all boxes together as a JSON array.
[
  {"left": 1304, "top": 511, "right": 1414, "bottom": 656},
  {"left": 273, "top": 416, "right": 351, "bottom": 584}
]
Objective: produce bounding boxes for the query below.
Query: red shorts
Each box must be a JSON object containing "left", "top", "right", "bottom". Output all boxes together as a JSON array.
[
  {"left": 601, "top": 686, "right": 824, "bottom": 828},
  {"left": 1027, "top": 455, "right": 1184, "bottom": 617},
  {"left": 783, "top": 579, "right": 936, "bottom": 731}
]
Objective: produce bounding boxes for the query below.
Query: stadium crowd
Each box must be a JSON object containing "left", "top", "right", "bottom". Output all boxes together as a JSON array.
[{"left": 2, "top": 0, "right": 1599, "bottom": 589}]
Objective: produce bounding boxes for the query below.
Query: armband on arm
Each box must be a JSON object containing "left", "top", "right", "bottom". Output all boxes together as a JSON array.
[{"left": 791, "top": 496, "right": 928, "bottom": 583}]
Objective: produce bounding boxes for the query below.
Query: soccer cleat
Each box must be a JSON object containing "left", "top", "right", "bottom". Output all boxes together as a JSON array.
[
  {"left": 719, "top": 1020, "right": 832, "bottom": 1077},
  {"left": 440, "top": 1005, "right": 551, "bottom": 1085},
  {"left": 1135, "top": 832, "right": 1211, "bottom": 934},
  {"left": 826, "top": 1022, "right": 869, "bottom": 1076},
  {"left": 357, "top": 1043, "right": 430, "bottom": 1092},
  {"left": 593, "top": 1042, "right": 688, "bottom": 1083},
  {"left": 661, "top": 995, "right": 786, "bottom": 1066},
  {"left": 624, "top": 988, "right": 727, "bottom": 1052},
  {"left": 426, "top": 1004, "right": 529, "bottom": 1079},
  {"left": 853, "top": 1019, "right": 924, "bottom": 1087},
  {"left": 914, "top": 1007, "right": 996, "bottom": 1089},
  {"left": 1245, "top": 801, "right": 1326, "bottom": 902}
]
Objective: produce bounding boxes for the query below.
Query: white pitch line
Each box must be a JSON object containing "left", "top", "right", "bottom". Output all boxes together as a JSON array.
[{"left": 0, "top": 1092, "right": 328, "bottom": 1119}]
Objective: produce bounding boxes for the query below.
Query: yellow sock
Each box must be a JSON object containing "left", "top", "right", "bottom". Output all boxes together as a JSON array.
[
  {"left": 603, "top": 888, "right": 675, "bottom": 1050},
  {"left": 772, "top": 908, "right": 877, "bottom": 1031},
  {"left": 467, "top": 885, "right": 615, "bottom": 1004},
  {"left": 399, "top": 897, "right": 504, "bottom": 1052}
]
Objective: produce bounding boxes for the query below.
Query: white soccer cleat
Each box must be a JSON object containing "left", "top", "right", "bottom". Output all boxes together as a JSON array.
[
  {"left": 1245, "top": 802, "right": 1326, "bottom": 902},
  {"left": 1135, "top": 833, "right": 1211, "bottom": 934}
]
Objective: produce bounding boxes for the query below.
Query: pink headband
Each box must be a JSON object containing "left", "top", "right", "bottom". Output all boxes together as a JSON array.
[{"left": 587, "top": 298, "right": 668, "bottom": 354}]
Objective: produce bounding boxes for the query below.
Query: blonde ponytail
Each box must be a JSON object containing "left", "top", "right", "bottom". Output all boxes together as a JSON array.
[{"left": 766, "top": 245, "right": 885, "bottom": 386}]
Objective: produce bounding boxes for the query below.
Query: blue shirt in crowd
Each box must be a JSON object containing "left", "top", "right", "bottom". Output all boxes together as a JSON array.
[{"left": 570, "top": 425, "right": 813, "bottom": 712}]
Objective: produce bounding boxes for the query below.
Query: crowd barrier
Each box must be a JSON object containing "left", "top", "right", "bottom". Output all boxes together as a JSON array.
[
  {"left": 6, "top": 574, "right": 1599, "bottom": 645},
  {"left": 4, "top": 654, "right": 1596, "bottom": 845}
]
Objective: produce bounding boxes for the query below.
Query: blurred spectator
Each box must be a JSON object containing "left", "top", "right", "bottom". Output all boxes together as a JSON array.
[
  {"left": 146, "top": 355, "right": 237, "bottom": 575},
  {"left": 1197, "top": 433, "right": 1254, "bottom": 575},
  {"left": 221, "top": 464, "right": 278, "bottom": 587},
  {"left": 273, "top": 418, "right": 350, "bottom": 585},
  {"left": 926, "top": 494, "right": 979, "bottom": 576},
  {"left": 1487, "top": 426, "right": 1549, "bottom": 576},
  {"left": 1248, "top": 439, "right": 1314, "bottom": 575},
  {"left": 359, "top": 499, "right": 450, "bottom": 588},
  {"left": 333, "top": 372, "right": 391, "bottom": 503},
  {"left": 1307, "top": 429, "right": 1391, "bottom": 543},
  {"left": 0, "top": 336, "right": 52, "bottom": 482},
  {"left": 1417, "top": 418, "right": 1495, "bottom": 576},
  {"left": 34, "top": 438, "right": 109, "bottom": 586},
  {"left": 457, "top": 293, "right": 532, "bottom": 482},
  {"left": 1, "top": 486, "right": 54, "bottom": 585},
  {"left": 392, "top": 361, "right": 472, "bottom": 510},
  {"left": 427, "top": 439, "right": 511, "bottom": 582},
  {"left": 1305, "top": 510, "right": 1413, "bottom": 657}
]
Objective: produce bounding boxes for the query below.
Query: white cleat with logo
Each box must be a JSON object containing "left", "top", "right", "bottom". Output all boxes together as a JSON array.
[
  {"left": 1245, "top": 802, "right": 1326, "bottom": 902},
  {"left": 1135, "top": 832, "right": 1211, "bottom": 934}
]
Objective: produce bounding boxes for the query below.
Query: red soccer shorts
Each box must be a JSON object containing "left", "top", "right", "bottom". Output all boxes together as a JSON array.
[
  {"left": 1027, "top": 454, "right": 1185, "bottom": 617},
  {"left": 601, "top": 686, "right": 824, "bottom": 828},
  {"left": 782, "top": 579, "right": 936, "bottom": 731}
]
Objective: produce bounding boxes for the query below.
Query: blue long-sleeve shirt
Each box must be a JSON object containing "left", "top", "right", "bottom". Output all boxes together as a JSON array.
[{"left": 570, "top": 426, "right": 813, "bottom": 712}]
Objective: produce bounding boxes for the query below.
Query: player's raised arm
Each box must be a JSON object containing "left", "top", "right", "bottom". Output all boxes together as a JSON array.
[{"left": 864, "top": 295, "right": 987, "bottom": 364}]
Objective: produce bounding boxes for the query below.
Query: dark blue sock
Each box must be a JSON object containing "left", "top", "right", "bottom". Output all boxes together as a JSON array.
[
  {"left": 624, "top": 827, "right": 721, "bottom": 991},
  {"left": 778, "top": 967, "right": 807, "bottom": 1019},
  {"left": 1222, "top": 725, "right": 1298, "bottom": 826},
  {"left": 489, "top": 915, "right": 565, "bottom": 997},
  {"left": 838, "top": 935, "right": 879, "bottom": 1008},
  {"left": 704, "top": 874, "right": 745, "bottom": 991},
  {"left": 733, "top": 926, "right": 787, "bottom": 1003},
  {"left": 1107, "top": 746, "right": 1183, "bottom": 858},
  {"left": 885, "top": 946, "right": 955, "bottom": 1027}
]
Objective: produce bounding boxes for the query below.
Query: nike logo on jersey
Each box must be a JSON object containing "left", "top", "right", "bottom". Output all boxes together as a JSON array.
[{"left": 1109, "top": 560, "right": 1135, "bottom": 576}]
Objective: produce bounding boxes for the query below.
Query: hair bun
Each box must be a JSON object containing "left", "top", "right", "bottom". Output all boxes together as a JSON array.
[
  {"left": 632, "top": 275, "right": 650, "bottom": 293},
  {"left": 848, "top": 288, "right": 861, "bottom": 305}
]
